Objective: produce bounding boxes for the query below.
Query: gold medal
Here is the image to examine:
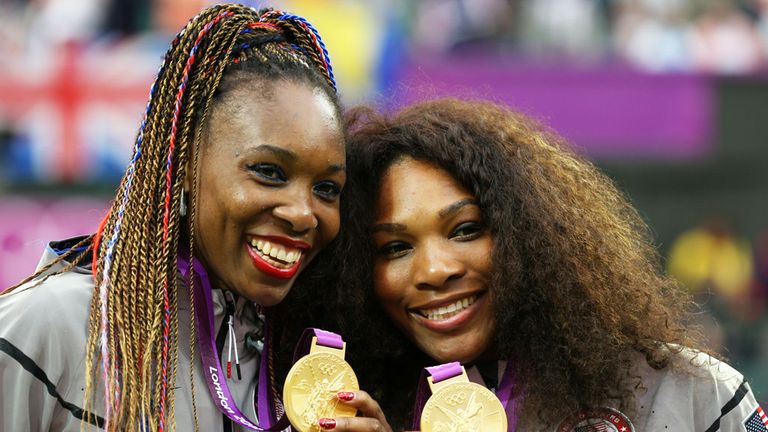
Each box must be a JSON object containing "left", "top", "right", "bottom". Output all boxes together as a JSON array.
[
  {"left": 421, "top": 367, "right": 507, "bottom": 432},
  {"left": 283, "top": 336, "right": 359, "bottom": 432}
]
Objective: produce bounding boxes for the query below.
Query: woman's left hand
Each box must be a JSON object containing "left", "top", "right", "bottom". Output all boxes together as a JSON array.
[{"left": 316, "top": 390, "right": 393, "bottom": 431}]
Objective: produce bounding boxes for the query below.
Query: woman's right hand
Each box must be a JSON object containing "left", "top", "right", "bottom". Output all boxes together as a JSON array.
[{"left": 316, "top": 390, "right": 393, "bottom": 432}]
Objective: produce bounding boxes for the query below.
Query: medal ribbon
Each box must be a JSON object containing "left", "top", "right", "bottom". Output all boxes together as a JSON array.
[
  {"left": 411, "top": 361, "right": 519, "bottom": 431},
  {"left": 292, "top": 328, "right": 345, "bottom": 361},
  {"left": 177, "top": 252, "right": 290, "bottom": 431}
]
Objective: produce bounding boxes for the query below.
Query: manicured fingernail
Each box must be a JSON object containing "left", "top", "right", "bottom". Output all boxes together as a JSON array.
[
  {"left": 337, "top": 391, "right": 355, "bottom": 401},
  {"left": 319, "top": 418, "right": 336, "bottom": 429}
]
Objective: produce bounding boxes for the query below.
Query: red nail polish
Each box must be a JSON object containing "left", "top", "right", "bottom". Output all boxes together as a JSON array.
[
  {"left": 319, "top": 418, "right": 336, "bottom": 430},
  {"left": 337, "top": 391, "right": 355, "bottom": 401}
]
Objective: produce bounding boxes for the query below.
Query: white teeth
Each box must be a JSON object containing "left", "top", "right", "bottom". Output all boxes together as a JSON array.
[
  {"left": 248, "top": 239, "right": 303, "bottom": 267},
  {"left": 420, "top": 294, "right": 478, "bottom": 321}
]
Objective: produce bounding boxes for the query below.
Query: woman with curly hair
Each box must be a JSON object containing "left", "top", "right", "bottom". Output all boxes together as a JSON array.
[
  {"left": 0, "top": 4, "right": 389, "bottom": 432},
  {"left": 327, "top": 98, "right": 764, "bottom": 431}
]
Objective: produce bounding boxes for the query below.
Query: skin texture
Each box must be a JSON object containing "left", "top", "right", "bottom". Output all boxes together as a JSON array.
[
  {"left": 195, "top": 79, "right": 345, "bottom": 306},
  {"left": 372, "top": 158, "right": 495, "bottom": 364}
]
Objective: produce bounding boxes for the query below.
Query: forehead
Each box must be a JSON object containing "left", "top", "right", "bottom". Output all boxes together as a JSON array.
[
  {"left": 376, "top": 158, "right": 474, "bottom": 220},
  {"left": 204, "top": 79, "right": 343, "bottom": 156}
]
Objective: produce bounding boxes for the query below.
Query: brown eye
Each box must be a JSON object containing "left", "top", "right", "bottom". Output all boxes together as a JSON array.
[
  {"left": 451, "top": 222, "right": 483, "bottom": 240},
  {"left": 313, "top": 181, "right": 342, "bottom": 201},
  {"left": 378, "top": 241, "right": 411, "bottom": 258},
  {"left": 247, "top": 163, "right": 286, "bottom": 183}
]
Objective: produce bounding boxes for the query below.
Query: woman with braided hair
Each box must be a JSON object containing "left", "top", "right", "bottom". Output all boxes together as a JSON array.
[
  {"left": 0, "top": 4, "right": 389, "bottom": 432},
  {"left": 330, "top": 98, "right": 765, "bottom": 431}
]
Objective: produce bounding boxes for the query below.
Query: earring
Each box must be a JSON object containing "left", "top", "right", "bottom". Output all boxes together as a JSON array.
[{"left": 180, "top": 189, "right": 187, "bottom": 217}]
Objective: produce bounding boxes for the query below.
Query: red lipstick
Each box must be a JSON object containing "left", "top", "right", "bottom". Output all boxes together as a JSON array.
[{"left": 245, "top": 236, "right": 308, "bottom": 279}]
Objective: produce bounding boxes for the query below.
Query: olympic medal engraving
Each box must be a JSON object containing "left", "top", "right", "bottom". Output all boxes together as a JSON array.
[
  {"left": 283, "top": 352, "right": 359, "bottom": 432},
  {"left": 421, "top": 382, "right": 507, "bottom": 432}
]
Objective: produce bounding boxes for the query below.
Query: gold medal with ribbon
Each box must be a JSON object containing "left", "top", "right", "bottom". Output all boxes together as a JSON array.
[
  {"left": 420, "top": 362, "right": 507, "bottom": 432},
  {"left": 283, "top": 329, "right": 358, "bottom": 432}
]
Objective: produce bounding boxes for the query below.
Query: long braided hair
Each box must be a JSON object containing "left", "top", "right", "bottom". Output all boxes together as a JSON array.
[{"left": 4, "top": 4, "right": 338, "bottom": 431}]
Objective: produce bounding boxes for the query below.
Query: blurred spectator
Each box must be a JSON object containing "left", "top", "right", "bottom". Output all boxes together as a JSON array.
[
  {"left": 613, "top": 0, "right": 694, "bottom": 71},
  {"left": 690, "top": 0, "right": 766, "bottom": 74},
  {"left": 667, "top": 218, "right": 754, "bottom": 298},
  {"left": 24, "top": 0, "right": 108, "bottom": 57},
  {"left": 152, "top": 0, "right": 209, "bottom": 36},
  {"left": 409, "top": 0, "right": 517, "bottom": 55},
  {"left": 519, "top": 0, "right": 608, "bottom": 61},
  {"left": 753, "top": 0, "right": 768, "bottom": 58}
]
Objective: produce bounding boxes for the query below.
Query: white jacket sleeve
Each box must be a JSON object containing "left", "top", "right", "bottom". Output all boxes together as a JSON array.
[
  {"left": 0, "top": 269, "right": 95, "bottom": 432},
  {"left": 640, "top": 349, "right": 766, "bottom": 432}
]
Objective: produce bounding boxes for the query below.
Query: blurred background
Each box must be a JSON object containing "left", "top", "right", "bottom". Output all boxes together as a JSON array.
[{"left": 0, "top": 0, "right": 766, "bottom": 403}]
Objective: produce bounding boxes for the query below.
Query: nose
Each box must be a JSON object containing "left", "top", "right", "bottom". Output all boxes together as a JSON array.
[
  {"left": 413, "top": 240, "right": 466, "bottom": 289},
  {"left": 272, "top": 186, "right": 318, "bottom": 235}
]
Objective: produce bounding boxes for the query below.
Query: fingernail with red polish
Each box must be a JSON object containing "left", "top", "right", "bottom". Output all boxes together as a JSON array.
[
  {"left": 337, "top": 391, "right": 355, "bottom": 401},
  {"left": 319, "top": 418, "right": 336, "bottom": 430}
]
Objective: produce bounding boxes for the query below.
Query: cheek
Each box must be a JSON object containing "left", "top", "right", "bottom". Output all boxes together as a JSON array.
[
  {"left": 195, "top": 188, "right": 243, "bottom": 233},
  {"left": 476, "top": 237, "right": 494, "bottom": 275},
  {"left": 373, "top": 260, "right": 407, "bottom": 307}
]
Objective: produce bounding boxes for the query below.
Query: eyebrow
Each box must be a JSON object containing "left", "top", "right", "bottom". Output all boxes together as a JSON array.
[
  {"left": 439, "top": 198, "right": 478, "bottom": 218},
  {"left": 251, "top": 144, "right": 297, "bottom": 161},
  {"left": 372, "top": 198, "right": 478, "bottom": 233},
  {"left": 251, "top": 144, "right": 346, "bottom": 173}
]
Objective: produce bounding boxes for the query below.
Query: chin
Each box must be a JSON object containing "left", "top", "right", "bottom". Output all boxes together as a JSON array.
[
  {"left": 240, "top": 285, "right": 290, "bottom": 306},
  {"left": 423, "top": 344, "right": 478, "bottom": 365}
]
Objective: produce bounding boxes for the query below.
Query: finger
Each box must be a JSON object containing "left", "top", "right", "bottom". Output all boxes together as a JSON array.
[
  {"left": 335, "top": 390, "right": 386, "bottom": 422},
  {"left": 318, "top": 416, "right": 391, "bottom": 432}
]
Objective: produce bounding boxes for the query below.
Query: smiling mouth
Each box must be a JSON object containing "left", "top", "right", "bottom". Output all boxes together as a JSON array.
[
  {"left": 248, "top": 239, "right": 303, "bottom": 270},
  {"left": 416, "top": 294, "right": 479, "bottom": 321}
]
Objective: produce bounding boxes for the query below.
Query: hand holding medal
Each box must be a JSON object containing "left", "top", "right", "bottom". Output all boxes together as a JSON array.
[
  {"left": 420, "top": 362, "right": 508, "bottom": 432},
  {"left": 283, "top": 329, "right": 359, "bottom": 431}
]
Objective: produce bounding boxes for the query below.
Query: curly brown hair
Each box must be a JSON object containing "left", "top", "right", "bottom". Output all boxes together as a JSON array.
[{"left": 333, "top": 98, "right": 708, "bottom": 428}]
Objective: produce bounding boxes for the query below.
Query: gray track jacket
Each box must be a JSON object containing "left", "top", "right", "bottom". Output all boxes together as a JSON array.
[
  {"left": 468, "top": 347, "right": 766, "bottom": 430},
  {"left": 0, "top": 238, "right": 273, "bottom": 431}
]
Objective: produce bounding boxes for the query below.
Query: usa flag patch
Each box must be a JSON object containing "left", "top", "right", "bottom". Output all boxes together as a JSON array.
[{"left": 745, "top": 406, "right": 768, "bottom": 432}]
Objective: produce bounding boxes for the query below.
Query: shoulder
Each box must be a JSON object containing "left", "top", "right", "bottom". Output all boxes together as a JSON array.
[
  {"left": 655, "top": 347, "right": 745, "bottom": 390},
  {"left": 1, "top": 267, "right": 94, "bottom": 339},
  {"left": 632, "top": 346, "right": 764, "bottom": 431},
  {"left": 0, "top": 258, "right": 95, "bottom": 430},
  {"left": 0, "top": 256, "right": 94, "bottom": 377},
  {"left": 1, "top": 237, "right": 94, "bottom": 334}
]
